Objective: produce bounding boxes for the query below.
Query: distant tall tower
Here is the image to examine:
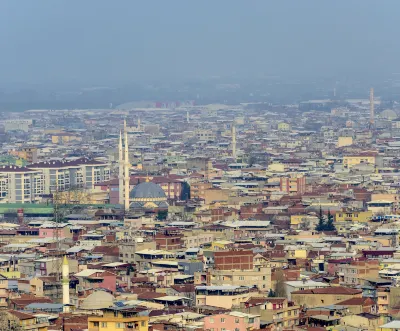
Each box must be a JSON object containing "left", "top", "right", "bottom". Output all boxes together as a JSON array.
[
  {"left": 118, "top": 132, "right": 124, "bottom": 205},
  {"left": 370, "top": 88, "right": 375, "bottom": 128},
  {"left": 232, "top": 124, "right": 236, "bottom": 160},
  {"left": 124, "top": 120, "right": 130, "bottom": 211},
  {"left": 186, "top": 110, "right": 190, "bottom": 123},
  {"left": 137, "top": 118, "right": 141, "bottom": 130},
  {"left": 333, "top": 87, "right": 336, "bottom": 98},
  {"left": 62, "top": 255, "right": 70, "bottom": 312}
]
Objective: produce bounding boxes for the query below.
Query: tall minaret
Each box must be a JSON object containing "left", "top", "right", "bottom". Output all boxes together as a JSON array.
[
  {"left": 370, "top": 87, "right": 375, "bottom": 128},
  {"left": 186, "top": 111, "right": 190, "bottom": 123},
  {"left": 118, "top": 131, "right": 124, "bottom": 205},
  {"left": 138, "top": 118, "right": 141, "bottom": 130},
  {"left": 62, "top": 255, "right": 70, "bottom": 312},
  {"left": 232, "top": 124, "right": 236, "bottom": 160},
  {"left": 124, "top": 121, "right": 130, "bottom": 211}
]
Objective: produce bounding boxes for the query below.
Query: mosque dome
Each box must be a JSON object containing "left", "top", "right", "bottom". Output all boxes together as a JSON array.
[
  {"left": 80, "top": 290, "right": 114, "bottom": 310},
  {"left": 129, "top": 181, "right": 168, "bottom": 210},
  {"left": 380, "top": 109, "right": 398, "bottom": 120}
]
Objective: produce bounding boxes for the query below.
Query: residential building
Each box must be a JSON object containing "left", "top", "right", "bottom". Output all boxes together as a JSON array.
[
  {"left": 88, "top": 306, "right": 149, "bottom": 331},
  {"left": 203, "top": 311, "right": 260, "bottom": 331},
  {"left": 291, "top": 287, "right": 362, "bottom": 308}
]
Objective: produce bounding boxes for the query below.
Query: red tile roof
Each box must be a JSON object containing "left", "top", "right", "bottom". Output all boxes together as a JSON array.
[{"left": 292, "top": 287, "right": 361, "bottom": 295}]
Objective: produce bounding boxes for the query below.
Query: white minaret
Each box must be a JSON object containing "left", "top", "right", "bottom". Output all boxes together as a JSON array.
[
  {"left": 118, "top": 131, "right": 124, "bottom": 205},
  {"left": 138, "top": 118, "right": 141, "bottom": 130},
  {"left": 62, "top": 255, "right": 70, "bottom": 312},
  {"left": 186, "top": 110, "right": 190, "bottom": 123},
  {"left": 232, "top": 124, "right": 236, "bottom": 160},
  {"left": 124, "top": 121, "right": 130, "bottom": 211}
]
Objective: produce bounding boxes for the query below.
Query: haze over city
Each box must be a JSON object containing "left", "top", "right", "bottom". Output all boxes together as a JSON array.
[{"left": 1, "top": 2, "right": 400, "bottom": 331}]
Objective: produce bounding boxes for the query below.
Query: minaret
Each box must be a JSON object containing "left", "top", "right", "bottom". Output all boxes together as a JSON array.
[
  {"left": 232, "top": 124, "right": 236, "bottom": 160},
  {"left": 62, "top": 255, "right": 70, "bottom": 312},
  {"left": 118, "top": 131, "right": 124, "bottom": 205},
  {"left": 124, "top": 121, "right": 130, "bottom": 211},
  {"left": 186, "top": 111, "right": 190, "bottom": 123},
  {"left": 370, "top": 88, "right": 375, "bottom": 128},
  {"left": 138, "top": 118, "right": 141, "bottom": 130}
]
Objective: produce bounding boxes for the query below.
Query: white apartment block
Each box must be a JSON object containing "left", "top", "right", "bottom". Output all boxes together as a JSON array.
[{"left": 0, "top": 158, "right": 110, "bottom": 203}]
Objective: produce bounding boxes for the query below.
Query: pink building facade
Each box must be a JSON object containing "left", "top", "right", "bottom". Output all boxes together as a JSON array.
[{"left": 203, "top": 312, "right": 260, "bottom": 331}]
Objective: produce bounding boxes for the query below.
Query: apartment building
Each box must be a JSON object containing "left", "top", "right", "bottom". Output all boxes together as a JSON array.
[
  {"left": 339, "top": 259, "right": 380, "bottom": 286},
  {"left": 0, "top": 158, "right": 110, "bottom": 203},
  {"left": 280, "top": 174, "right": 306, "bottom": 195},
  {"left": 239, "top": 297, "right": 300, "bottom": 329},
  {"left": 195, "top": 285, "right": 251, "bottom": 309},
  {"left": 206, "top": 266, "right": 272, "bottom": 291},
  {"left": 29, "top": 158, "right": 111, "bottom": 193},
  {"left": 203, "top": 311, "right": 260, "bottom": 331},
  {"left": 88, "top": 306, "right": 149, "bottom": 331},
  {"left": 0, "top": 166, "right": 44, "bottom": 203}
]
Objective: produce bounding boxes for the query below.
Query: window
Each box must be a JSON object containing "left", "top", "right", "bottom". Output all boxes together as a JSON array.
[
  {"left": 209, "top": 318, "right": 214, "bottom": 323},
  {"left": 221, "top": 318, "right": 226, "bottom": 323},
  {"left": 101, "top": 322, "right": 107, "bottom": 327},
  {"left": 93, "top": 322, "right": 99, "bottom": 327},
  {"left": 249, "top": 318, "right": 254, "bottom": 323},
  {"left": 239, "top": 276, "right": 244, "bottom": 280},
  {"left": 141, "top": 321, "right": 145, "bottom": 327},
  {"left": 116, "top": 322, "right": 124, "bottom": 328},
  {"left": 235, "top": 318, "right": 240, "bottom": 323},
  {"left": 235, "top": 329, "right": 240, "bottom": 331}
]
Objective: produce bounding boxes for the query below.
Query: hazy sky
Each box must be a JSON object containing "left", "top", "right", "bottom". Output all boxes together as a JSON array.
[{"left": 0, "top": 0, "right": 399, "bottom": 86}]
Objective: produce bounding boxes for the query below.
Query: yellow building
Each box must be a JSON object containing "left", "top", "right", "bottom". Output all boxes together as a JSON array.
[
  {"left": 343, "top": 154, "right": 376, "bottom": 168},
  {"left": 268, "top": 163, "right": 285, "bottom": 172},
  {"left": 51, "top": 132, "right": 82, "bottom": 144},
  {"left": 8, "top": 310, "right": 49, "bottom": 331},
  {"left": 211, "top": 240, "right": 233, "bottom": 251},
  {"left": 335, "top": 211, "right": 373, "bottom": 223},
  {"left": 88, "top": 307, "right": 149, "bottom": 331},
  {"left": 337, "top": 136, "right": 353, "bottom": 147},
  {"left": 278, "top": 122, "right": 291, "bottom": 131}
]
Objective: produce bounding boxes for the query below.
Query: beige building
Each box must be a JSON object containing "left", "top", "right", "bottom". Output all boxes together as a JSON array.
[
  {"left": 291, "top": 287, "right": 362, "bottom": 308},
  {"left": 195, "top": 285, "right": 251, "bottom": 309},
  {"left": 238, "top": 297, "right": 300, "bottom": 329},
  {"left": 205, "top": 266, "right": 272, "bottom": 291},
  {"left": 119, "top": 240, "right": 156, "bottom": 264},
  {"left": 337, "top": 136, "right": 353, "bottom": 147}
]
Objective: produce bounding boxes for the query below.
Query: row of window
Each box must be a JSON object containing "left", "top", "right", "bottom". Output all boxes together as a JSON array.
[{"left": 92, "top": 321, "right": 146, "bottom": 328}]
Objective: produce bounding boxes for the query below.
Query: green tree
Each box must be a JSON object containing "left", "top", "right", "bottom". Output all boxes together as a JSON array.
[
  {"left": 325, "top": 209, "right": 336, "bottom": 231},
  {"left": 157, "top": 210, "right": 168, "bottom": 220},
  {"left": 268, "top": 288, "right": 276, "bottom": 297},
  {"left": 315, "top": 206, "right": 325, "bottom": 232}
]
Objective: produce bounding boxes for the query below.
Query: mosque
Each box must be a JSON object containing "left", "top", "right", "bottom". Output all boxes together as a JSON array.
[{"left": 118, "top": 121, "right": 168, "bottom": 213}]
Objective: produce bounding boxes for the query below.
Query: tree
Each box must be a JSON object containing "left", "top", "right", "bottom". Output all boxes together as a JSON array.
[
  {"left": 315, "top": 206, "right": 325, "bottom": 232},
  {"left": 274, "top": 269, "right": 287, "bottom": 297},
  {"left": 325, "top": 210, "right": 336, "bottom": 231},
  {"left": 268, "top": 288, "right": 276, "bottom": 297},
  {"left": 0, "top": 311, "right": 22, "bottom": 331},
  {"left": 157, "top": 210, "right": 168, "bottom": 220}
]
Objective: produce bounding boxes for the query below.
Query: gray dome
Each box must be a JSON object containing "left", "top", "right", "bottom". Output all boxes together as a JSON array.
[
  {"left": 80, "top": 290, "right": 114, "bottom": 310},
  {"left": 129, "top": 181, "right": 167, "bottom": 200}
]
